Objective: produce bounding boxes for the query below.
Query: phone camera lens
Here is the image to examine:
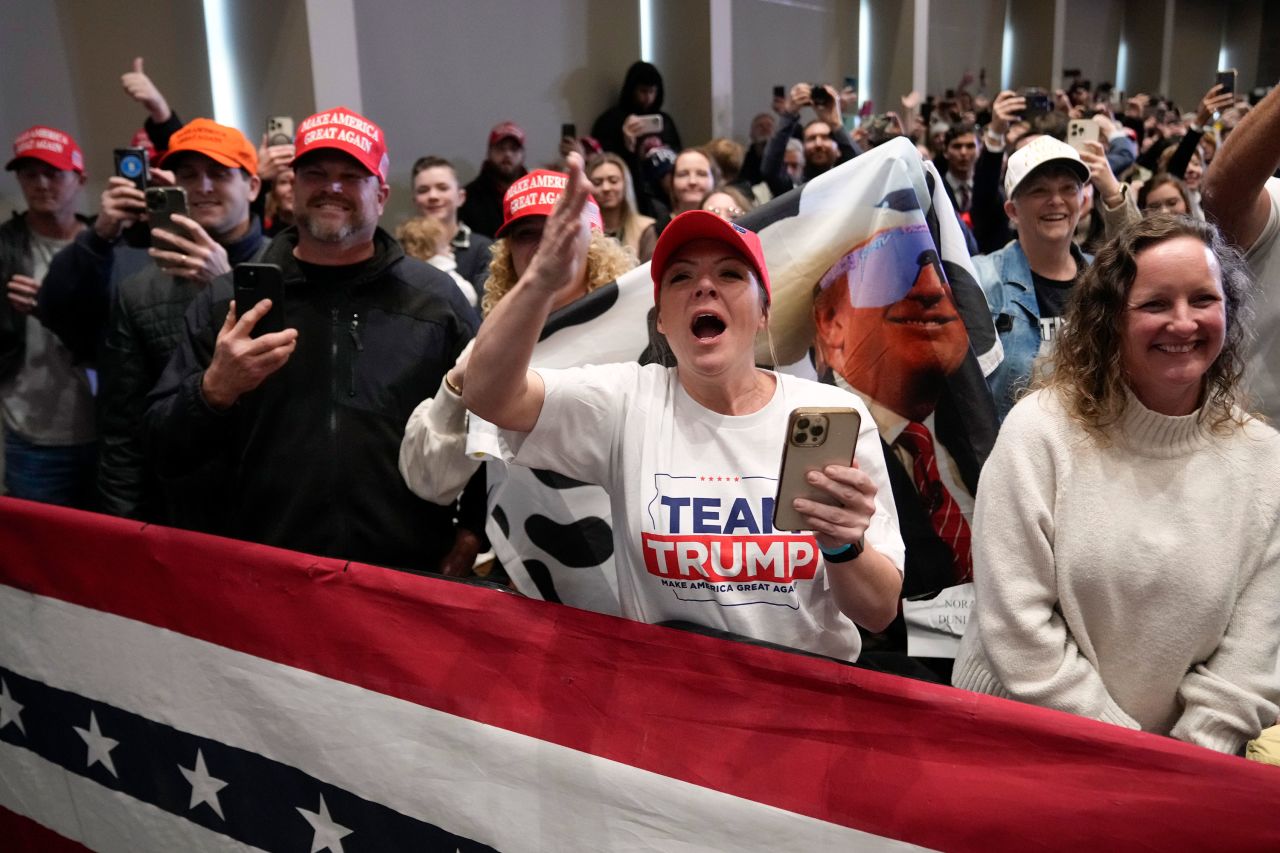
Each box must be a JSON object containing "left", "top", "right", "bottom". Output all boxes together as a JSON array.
[
  {"left": 796, "top": 418, "right": 810, "bottom": 431},
  {"left": 793, "top": 431, "right": 807, "bottom": 444},
  {"left": 811, "top": 425, "right": 825, "bottom": 437}
]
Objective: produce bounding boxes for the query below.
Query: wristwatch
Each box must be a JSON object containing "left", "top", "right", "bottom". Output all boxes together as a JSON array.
[{"left": 821, "top": 535, "right": 866, "bottom": 563}]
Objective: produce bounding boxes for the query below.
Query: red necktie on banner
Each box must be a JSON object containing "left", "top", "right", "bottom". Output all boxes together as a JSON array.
[{"left": 895, "top": 421, "right": 973, "bottom": 583}]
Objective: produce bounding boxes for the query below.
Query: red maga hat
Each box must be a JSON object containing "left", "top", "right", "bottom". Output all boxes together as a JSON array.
[
  {"left": 291, "top": 107, "right": 389, "bottom": 184},
  {"left": 495, "top": 169, "right": 603, "bottom": 238},
  {"left": 650, "top": 209, "right": 771, "bottom": 304},
  {"left": 6, "top": 126, "right": 85, "bottom": 176}
]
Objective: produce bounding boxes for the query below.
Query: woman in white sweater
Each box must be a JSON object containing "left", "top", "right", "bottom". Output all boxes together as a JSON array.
[{"left": 953, "top": 214, "right": 1280, "bottom": 755}]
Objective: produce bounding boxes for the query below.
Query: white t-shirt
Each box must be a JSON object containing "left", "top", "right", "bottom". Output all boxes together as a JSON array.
[
  {"left": 1245, "top": 177, "right": 1280, "bottom": 421},
  {"left": 506, "top": 362, "right": 905, "bottom": 662}
]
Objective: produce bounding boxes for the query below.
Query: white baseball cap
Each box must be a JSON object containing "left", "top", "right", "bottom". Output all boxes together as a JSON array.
[{"left": 1004, "top": 135, "right": 1089, "bottom": 198}]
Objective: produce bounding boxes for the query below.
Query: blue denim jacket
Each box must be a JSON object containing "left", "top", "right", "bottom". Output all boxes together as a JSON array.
[{"left": 973, "top": 239, "right": 1091, "bottom": 421}]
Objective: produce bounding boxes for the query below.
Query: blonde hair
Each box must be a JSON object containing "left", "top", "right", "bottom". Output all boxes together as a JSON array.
[
  {"left": 586, "top": 152, "right": 653, "bottom": 256},
  {"left": 481, "top": 230, "right": 637, "bottom": 317},
  {"left": 395, "top": 216, "right": 450, "bottom": 261}
]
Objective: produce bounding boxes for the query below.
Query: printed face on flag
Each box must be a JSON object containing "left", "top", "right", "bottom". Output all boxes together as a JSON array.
[{"left": 813, "top": 223, "right": 970, "bottom": 412}]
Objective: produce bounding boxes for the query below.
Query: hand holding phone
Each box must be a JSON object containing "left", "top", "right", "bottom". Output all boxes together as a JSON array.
[{"left": 773, "top": 407, "right": 862, "bottom": 532}]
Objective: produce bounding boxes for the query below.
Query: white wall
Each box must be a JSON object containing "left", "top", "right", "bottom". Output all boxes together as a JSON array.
[
  {"left": 927, "top": 0, "right": 1004, "bottom": 100},
  {"left": 1062, "top": 0, "right": 1123, "bottom": 90},
  {"left": 353, "top": 0, "right": 640, "bottom": 226},
  {"left": 730, "top": 0, "right": 856, "bottom": 143}
]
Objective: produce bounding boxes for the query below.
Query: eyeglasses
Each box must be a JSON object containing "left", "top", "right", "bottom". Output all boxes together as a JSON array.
[{"left": 705, "top": 206, "right": 745, "bottom": 220}]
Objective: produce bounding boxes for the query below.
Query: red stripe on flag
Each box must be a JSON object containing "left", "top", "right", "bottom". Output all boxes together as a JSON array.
[
  {"left": 0, "top": 803, "right": 91, "bottom": 853},
  {"left": 2, "top": 498, "right": 1279, "bottom": 851}
]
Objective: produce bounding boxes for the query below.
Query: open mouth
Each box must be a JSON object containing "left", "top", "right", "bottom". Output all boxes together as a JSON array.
[{"left": 691, "top": 312, "right": 727, "bottom": 341}]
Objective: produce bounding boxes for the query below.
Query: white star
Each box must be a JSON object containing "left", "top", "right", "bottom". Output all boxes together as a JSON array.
[
  {"left": 73, "top": 711, "right": 119, "bottom": 777},
  {"left": 297, "top": 793, "right": 352, "bottom": 853},
  {"left": 0, "top": 679, "right": 24, "bottom": 735},
  {"left": 179, "top": 748, "right": 228, "bottom": 819}
]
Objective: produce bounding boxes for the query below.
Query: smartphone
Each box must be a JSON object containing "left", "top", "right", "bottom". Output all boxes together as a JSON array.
[
  {"left": 1022, "top": 90, "right": 1053, "bottom": 119},
  {"left": 810, "top": 84, "right": 834, "bottom": 109},
  {"left": 773, "top": 85, "right": 785, "bottom": 100},
  {"left": 772, "top": 407, "right": 862, "bottom": 533},
  {"left": 1066, "top": 118, "right": 1098, "bottom": 153},
  {"left": 234, "top": 263, "right": 286, "bottom": 337},
  {"left": 843, "top": 75, "right": 857, "bottom": 92},
  {"left": 561, "top": 122, "right": 576, "bottom": 140},
  {"left": 144, "top": 186, "right": 188, "bottom": 239},
  {"left": 266, "top": 116, "right": 294, "bottom": 147},
  {"left": 114, "top": 147, "right": 149, "bottom": 191},
  {"left": 634, "top": 114, "right": 664, "bottom": 136},
  {"left": 1216, "top": 69, "right": 1237, "bottom": 96}
]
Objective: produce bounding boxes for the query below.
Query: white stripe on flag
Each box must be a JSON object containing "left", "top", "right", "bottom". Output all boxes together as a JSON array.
[
  {"left": 1, "top": 585, "right": 932, "bottom": 852},
  {"left": 0, "top": 741, "right": 263, "bottom": 853}
]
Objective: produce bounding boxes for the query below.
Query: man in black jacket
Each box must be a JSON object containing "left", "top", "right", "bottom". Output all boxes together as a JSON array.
[
  {"left": 146, "top": 108, "right": 481, "bottom": 574},
  {"left": 92, "top": 119, "right": 266, "bottom": 525}
]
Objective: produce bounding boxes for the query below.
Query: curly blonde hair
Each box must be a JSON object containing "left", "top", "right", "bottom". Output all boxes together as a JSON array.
[
  {"left": 1037, "top": 214, "right": 1254, "bottom": 437},
  {"left": 480, "top": 230, "right": 637, "bottom": 317}
]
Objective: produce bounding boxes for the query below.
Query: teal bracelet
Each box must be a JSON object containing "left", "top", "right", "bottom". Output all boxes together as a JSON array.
[{"left": 819, "top": 542, "right": 852, "bottom": 557}]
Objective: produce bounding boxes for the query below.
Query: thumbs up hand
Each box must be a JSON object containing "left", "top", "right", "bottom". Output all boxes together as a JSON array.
[{"left": 121, "top": 57, "right": 171, "bottom": 123}]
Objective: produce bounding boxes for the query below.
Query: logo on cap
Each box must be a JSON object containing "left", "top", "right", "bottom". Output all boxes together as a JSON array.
[
  {"left": 6, "top": 125, "right": 86, "bottom": 176},
  {"left": 292, "top": 107, "right": 389, "bottom": 184}
]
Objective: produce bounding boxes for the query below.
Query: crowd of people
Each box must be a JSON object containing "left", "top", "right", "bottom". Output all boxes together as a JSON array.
[{"left": 3, "top": 55, "right": 1280, "bottom": 760}]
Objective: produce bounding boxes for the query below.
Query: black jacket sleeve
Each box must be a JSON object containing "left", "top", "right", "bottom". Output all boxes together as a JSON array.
[
  {"left": 971, "top": 146, "right": 1012, "bottom": 255},
  {"left": 0, "top": 219, "right": 31, "bottom": 383},
  {"left": 96, "top": 282, "right": 150, "bottom": 517},
  {"left": 1165, "top": 128, "right": 1204, "bottom": 181},
  {"left": 145, "top": 111, "right": 184, "bottom": 153},
  {"left": 760, "top": 112, "right": 800, "bottom": 199},
  {"left": 38, "top": 228, "right": 116, "bottom": 364},
  {"left": 144, "top": 280, "right": 234, "bottom": 478}
]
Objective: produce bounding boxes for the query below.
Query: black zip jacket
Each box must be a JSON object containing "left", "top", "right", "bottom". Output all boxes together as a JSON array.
[{"left": 144, "top": 226, "right": 479, "bottom": 572}]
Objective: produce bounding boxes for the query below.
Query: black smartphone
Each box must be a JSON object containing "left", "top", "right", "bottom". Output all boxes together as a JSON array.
[
  {"left": 1023, "top": 89, "right": 1052, "bottom": 118},
  {"left": 810, "top": 84, "right": 834, "bottom": 109},
  {"left": 773, "top": 407, "right": 861, "bottom": 533},
  {"left": 144, "top": 187, "right": 188, "bottom": 239},
  {"left": 234, "top": 263, "right": 286, "bottom": 337},
  {"left": 1216, "top": 69, "right": 1237, "bottom": 96},
  {"left": 114, "top": 147, "right": 149, "bottom": 191},
  {"left": 561, "top": 122, "right": 576, "bottom": 140},
  {"left": 266, "top": 116, "right": 294, "bottom": 147},
  {"left": 773, "top": 85, "right": 785, "bottom": 99}
]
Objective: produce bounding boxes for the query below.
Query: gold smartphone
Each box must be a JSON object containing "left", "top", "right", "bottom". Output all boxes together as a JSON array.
[{"left": 772, "top": 407, "right": 862, "bottom": 532}]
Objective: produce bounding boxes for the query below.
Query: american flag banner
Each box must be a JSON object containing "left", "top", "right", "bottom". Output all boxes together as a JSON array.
[
  {"left": 3, "top": 497, "right": 1279, "bottom": 852},
  {"left": 472, "top": 137, "right": 999, "bottom": 617}
]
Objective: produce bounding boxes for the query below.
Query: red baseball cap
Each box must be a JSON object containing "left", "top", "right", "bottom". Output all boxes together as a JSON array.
[
  {"left": 488, "top": 121, "right": 526, "bottom": 148},
  {"left": 495, "top": 169, "right": 603, "bottom": 238},
  {"left": 291, "top": 107, "right": 389, "bottom": 184},
  {"left": 158, "top": 118, "right": 258, "bottom": 174},
  {"left": 650, "top": 210, "right": 771, "bottom": 304},
  {"left": 6, "top": 126, "right": 85, "bottom": 176}
]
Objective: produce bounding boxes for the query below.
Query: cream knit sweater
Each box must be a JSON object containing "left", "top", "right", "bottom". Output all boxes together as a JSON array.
[{"left": 953, "top": 388, "right": 1280, "bottom": 754}]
